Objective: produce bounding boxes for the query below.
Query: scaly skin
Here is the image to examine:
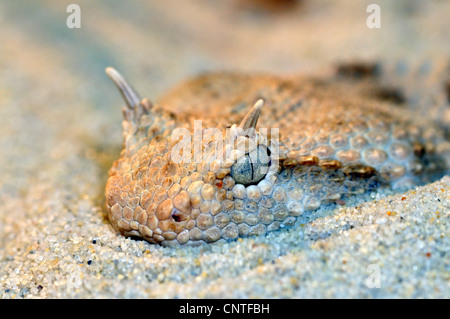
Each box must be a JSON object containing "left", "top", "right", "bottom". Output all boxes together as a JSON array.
[{"left": 104, "top": 65, "right": 448, "bottom": 246}]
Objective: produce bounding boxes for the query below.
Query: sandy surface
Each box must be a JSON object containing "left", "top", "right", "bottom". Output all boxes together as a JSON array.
[{"left": 0, "top": 0, "right": 448, "bottom": 298}]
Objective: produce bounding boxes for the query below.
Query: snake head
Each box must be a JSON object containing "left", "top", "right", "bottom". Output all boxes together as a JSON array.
[
  {"left": 104, "top": 67, "right": 448, "bottom": 247},
  {"left": 104, "top": 68, "right": 279, "bottom": 246}
]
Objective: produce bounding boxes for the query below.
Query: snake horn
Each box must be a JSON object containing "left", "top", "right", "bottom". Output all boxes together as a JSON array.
[
  {"left": 239, "top": 99, "right": 264, "bottom": 130},
  {"left": 105, "top": 67, "right": 141, "bottom": 110}
]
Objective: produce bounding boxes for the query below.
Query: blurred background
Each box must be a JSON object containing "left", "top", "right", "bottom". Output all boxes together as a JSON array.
[{"left": 2, "top": 0, "right": 449, "bottom": 100}]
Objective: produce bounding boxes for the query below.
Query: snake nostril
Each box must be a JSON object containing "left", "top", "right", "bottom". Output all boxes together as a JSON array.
[{"left": 171, "top": 209, "right": 186, "bottom": 222}]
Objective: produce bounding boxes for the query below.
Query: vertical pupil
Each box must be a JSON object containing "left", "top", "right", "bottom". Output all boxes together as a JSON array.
[{"left": 230, "top": 145, "right": 270, "bottom": 185}]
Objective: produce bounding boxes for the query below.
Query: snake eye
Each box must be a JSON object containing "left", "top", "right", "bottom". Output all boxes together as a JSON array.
[{"left": 230, "top": 145, "right": 270, "bottom": 186}]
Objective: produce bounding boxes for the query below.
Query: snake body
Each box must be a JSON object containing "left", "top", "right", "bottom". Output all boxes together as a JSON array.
[{"left": 104, "top": 65, "right": 448, "bottom": 246}]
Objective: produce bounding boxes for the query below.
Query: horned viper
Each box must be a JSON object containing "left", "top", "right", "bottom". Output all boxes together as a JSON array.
[{"left": 104, "top": 63, "right": 448, "bottom": 246}]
